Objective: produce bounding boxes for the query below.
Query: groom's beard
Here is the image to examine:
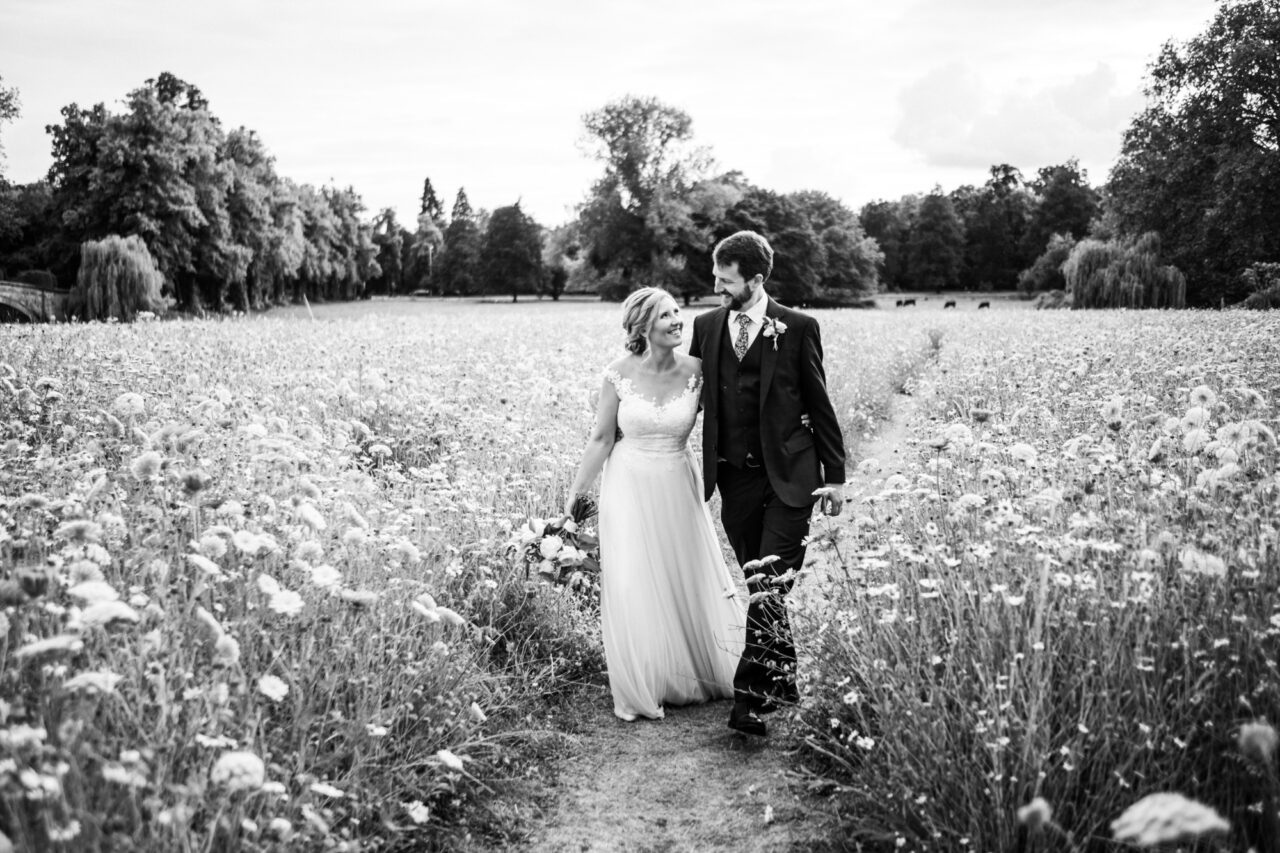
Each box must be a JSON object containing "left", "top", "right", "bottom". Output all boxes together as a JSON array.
[{"left": 722, "top": 292, "right": 748, "bottom": 311}]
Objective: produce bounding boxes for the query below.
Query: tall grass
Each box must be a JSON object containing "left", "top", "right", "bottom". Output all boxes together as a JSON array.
[
  {"left": 0, "top": 302, "right": 939, "bottom": 850},
  {"left": 796, "top": 310, "right": 1280, "bottom": 850}
]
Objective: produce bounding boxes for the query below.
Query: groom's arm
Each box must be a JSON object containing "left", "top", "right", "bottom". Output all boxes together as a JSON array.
[{"left": 797, "top": 318, "right": 846, "bottom": 486}]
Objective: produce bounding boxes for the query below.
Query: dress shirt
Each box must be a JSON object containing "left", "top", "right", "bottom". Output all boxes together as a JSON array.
[{"left": 726, "top": 293, "right": 769, "bottom": 354}]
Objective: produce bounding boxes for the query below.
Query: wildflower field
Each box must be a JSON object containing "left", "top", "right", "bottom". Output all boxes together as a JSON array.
[
  {"left": 797, "top": 308, "right": 1280, "bottom": 850},
  {"left": 1, "top": 299, "right": 1277, "bottom": 851}
]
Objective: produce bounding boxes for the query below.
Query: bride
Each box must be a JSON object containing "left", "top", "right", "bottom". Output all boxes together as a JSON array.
[{"left": 565, "top": 287, "right": 745, "bottom": 721}]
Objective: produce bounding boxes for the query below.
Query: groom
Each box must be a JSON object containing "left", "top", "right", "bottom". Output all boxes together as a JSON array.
[{"left": 689, "top": 230, "right": 847, "bottom": 738}]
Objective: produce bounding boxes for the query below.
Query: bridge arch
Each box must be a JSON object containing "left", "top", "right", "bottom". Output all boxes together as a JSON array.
[{"left": 0, "top": 281, "right": 71, "bottom": 322}]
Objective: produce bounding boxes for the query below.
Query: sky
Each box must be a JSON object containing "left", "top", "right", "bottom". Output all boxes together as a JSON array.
[{"left": 0, "top": 0, "right": 1219, "bottom": 229}]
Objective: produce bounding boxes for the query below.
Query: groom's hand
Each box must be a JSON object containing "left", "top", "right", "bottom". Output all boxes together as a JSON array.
[{"left": 813, "top": 484, "right": 845, "bottom": 516}]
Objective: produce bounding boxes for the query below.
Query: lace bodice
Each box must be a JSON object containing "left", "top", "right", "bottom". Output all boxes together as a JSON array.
[{"left": 605, "top": 367, "right": 701, "bottom": 456}]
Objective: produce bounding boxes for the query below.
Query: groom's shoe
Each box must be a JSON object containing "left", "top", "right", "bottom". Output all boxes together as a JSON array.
[{"left": 728, "top": 705, "right": 767, "bottom": 737}]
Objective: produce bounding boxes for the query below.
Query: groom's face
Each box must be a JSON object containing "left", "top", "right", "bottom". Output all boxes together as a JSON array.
[{"left": 712, "top": 261, "right": 761, "bottom": 311}]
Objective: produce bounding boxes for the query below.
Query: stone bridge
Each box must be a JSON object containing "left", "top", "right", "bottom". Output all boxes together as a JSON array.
[{"left": 0, "top": 280, "right": 71, "bottom": 322}]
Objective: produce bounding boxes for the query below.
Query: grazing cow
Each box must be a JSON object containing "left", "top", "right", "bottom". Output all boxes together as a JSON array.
[
  {"left": 903, "top": 298, "right": 916, "bottom": 306},
  {"left": 978, "top": 301, "right": 990, "bottom": 309},
  {"left": 944, "top": 300, "right": 956, "bottom": 308},
  {"left": 895, "top": 299, "right": 903, "bottom": 307}
]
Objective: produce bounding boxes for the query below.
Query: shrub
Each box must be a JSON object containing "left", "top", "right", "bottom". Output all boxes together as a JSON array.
[
  {"left": 1238, "top": 263, "right": 1280, "bottom": 310},
  {"left": 75, "top": 235, "right": 167, "bottom": 321},
  {"left": 14, "top": 269, "right": 60, "bottom": 289},
  {"left": 1017, "top": 233, "right": 1075, "bottom": 294}
]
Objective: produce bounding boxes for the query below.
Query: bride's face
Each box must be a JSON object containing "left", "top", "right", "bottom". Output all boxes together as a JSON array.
[{"left": 646, "top": 297, "right": 683, "bottom": 349}]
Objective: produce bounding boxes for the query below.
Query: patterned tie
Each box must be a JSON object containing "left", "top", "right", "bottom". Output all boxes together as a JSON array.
[{"left": 733, "top": 313, "right": 751, "bottom": 361}]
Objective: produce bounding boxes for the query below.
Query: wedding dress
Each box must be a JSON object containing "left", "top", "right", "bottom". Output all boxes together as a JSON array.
[{"left": 599, "top": 366, "right": 744, "bottom": 721}]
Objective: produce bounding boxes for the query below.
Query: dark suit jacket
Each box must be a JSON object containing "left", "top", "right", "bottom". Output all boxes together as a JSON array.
[{"left": 689, "top": 296, "right": 846, "bottom": 507}]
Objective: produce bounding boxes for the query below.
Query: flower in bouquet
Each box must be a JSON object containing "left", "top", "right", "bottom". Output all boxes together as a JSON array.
[{"left": 512, "top": 512, "right": 601, "bottom": 589}]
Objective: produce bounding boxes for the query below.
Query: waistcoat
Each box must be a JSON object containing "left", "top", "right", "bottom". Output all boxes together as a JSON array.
[{"left": 717, "top": 326, "right": 764, "bottom": 466}]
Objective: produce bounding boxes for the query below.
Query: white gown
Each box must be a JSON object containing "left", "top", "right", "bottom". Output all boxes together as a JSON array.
[{"left": 599, "top": 366, "right": 745, "bottom": 721}]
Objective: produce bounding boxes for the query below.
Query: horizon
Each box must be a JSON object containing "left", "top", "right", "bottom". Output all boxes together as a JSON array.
[{"left": 0, "top": 0, "right": 1218, "bottom": 227}]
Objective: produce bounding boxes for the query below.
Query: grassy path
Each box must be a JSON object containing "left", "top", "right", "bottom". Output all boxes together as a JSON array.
[{"left": 498, "top": 394, "right": 918, "bottom": 853}]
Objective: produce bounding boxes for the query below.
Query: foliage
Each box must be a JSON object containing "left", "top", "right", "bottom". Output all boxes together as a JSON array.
[
  {"left": 1063, "top": 232, "right": 1186, "bottom": 309},
  {"left": 480, "top": 203, "right": 544, "bottom": 301},
  {"left": 1108, "top": 0, "right": 1280, "bottom": 306},
  {"left": 370, "top": 208, "right": 405, "bottom": 295},
  {"left": 950, "top": 165, "right": 1035, "bottom": 292},
  {"left": 0, "top": 180, "right": 65, "bottom": 280},
  {"left": 796, "top": 308, "right": 1280, "bottom": 850},
  {"left": 859, "top": 197, "right": 918, "bottom": 292},
  {"left": 1239, "top": 261, "right": 1280, "bottom": 310},
  {"left": 1018, "top": 232, "right": 1076, "bottom": 294},
  {"left": 43, "top": 72, "right": 378, "bottom": 313},
  {"left": 577, "top": 95, "right": 712, "bottom": 296},
  {"left": 0, "top": 74, "right": 19, "bottom": 180},
  {"left": 541, "top": 222, "right": 582, "bottom": 301},
  {"left": 74, "top": 234, "right": 167, "bottom": 321},
  {"left": 789, "top": 189, "right": 882, "bottom": 301},
  {"left": 419, "top": 177, "right": 444, "bottom": 222},
  {"left": 436, "top": 188, "right": 482, "bottom": 296},
  {"left": 906, "top": 190, "right": 965, "bottom": 291},
  {"left": 1022, "top": 159, "right": 1099, "bottom": 259}
]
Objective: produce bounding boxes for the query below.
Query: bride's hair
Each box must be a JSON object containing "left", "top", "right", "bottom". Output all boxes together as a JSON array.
[{"left": 621, "top": 287, "right": 672, "bottom": 355}]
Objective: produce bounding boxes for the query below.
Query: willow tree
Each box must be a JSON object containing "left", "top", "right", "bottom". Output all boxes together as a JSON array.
[
  {"left": 75, "top": 234, "right": 166, "bottom": 321},
  {"left": 1063, "top": 233, "right": 1185, "bottom": 309}
]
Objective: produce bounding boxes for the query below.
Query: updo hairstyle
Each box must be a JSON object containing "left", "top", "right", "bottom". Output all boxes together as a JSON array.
[{"left": 620, "top": 287, "right": 672, "bottom": 355}]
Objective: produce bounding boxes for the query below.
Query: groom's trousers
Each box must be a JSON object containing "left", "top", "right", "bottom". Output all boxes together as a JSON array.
[{"left": 716, "top": 459, "right": 812, "bottom": 711}]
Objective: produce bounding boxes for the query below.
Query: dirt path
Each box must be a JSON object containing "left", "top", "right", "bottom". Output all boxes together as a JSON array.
[{"left": 517, "top": 395, "right": 918, "bottom": 853}]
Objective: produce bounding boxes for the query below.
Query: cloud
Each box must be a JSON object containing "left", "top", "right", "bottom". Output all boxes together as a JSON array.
[{"left": 894, "top": 61, "right": 1143, "bottom": 173}]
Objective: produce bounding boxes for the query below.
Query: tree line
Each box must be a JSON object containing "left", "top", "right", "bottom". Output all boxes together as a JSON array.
[
  {"left": 1, "top": 0, "right": 1277, "bottom": 314},
  {"left": 859, "top": 0, "right": 1280, "bottom": 309}
]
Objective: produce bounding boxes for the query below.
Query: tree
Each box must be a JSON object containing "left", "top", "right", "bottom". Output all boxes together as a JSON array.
[
  {"left": 1022, "top": 159, "right": 1099, "bottom": 259},
  {"left": 952, "top": 165, "right": 1035, "bottom": 291},
  {"left": 370, "top": 207, "right": 404, "bottom": 295},
  {"left": 436, "top": 187, "right": 481, "bottom": 295},
  {"left": 542, "top": 221, "right": 582, "bottom": 301},
  {"left": 0, "top": 181, "right": 62, "bottom": 280},
  {"left": 577, "top": 95, "right": 712, "bottom": 297},
  {"left": 719, "top": 187, "right": 824, "bottom": 304},
  {"left": 47, "top": 73, "right": 232, "bottom": 310},
  {"left": 481, "top": 202, "right": 544, "bottom": 302},
  {"left": 1018, "top": 233, "right": 1076, "bottom": 293},
  {"left": 75, "top": 234, "right": 167, "bottom": 321},
  {"left": 1109, "top": 0, "right": 1280, "bottom": 306},
  {"left": 406, "top": 213, "right": 443, "bottom": 293},
  {"left": 1063, "top": 232, "right": 1185, "bottom": 308},
  {"left": 860, "top": 198, "right": 917, "bottom": 291},
  {"left": 419, "top": 177, "right": 443, "bottom": 222},
  {"left": 789, "top": 189, "right": 882, "bottom": 300},
  {"left": 44, "top": 72, "right": 380, "bottom": 311},
  {"left": 0, "top": 74, "right": 20, "bottom": 181},
  {"left": 906, "top": 190, "right": 965, "bottom": 290}
]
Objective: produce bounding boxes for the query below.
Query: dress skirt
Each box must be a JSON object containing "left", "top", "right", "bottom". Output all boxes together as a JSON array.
[{"left": 598, "top": 439, "right": 744, "bottom": 720}]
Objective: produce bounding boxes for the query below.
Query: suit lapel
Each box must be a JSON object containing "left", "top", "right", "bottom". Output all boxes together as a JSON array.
[
  {"left": 759, "top": 297, "right": 782, "bottom": 406},
  {"left": 703, "top": 307, "right": 727, "bottom": 416}
]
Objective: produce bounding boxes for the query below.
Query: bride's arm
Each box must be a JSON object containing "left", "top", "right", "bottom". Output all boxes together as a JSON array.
[{"left": 564, "top": 375, "right": 621, "bottom": 514}]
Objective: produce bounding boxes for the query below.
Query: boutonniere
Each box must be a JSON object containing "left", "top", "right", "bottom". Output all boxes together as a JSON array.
[{"left": 760, "top": 316, "right": 788, "bottom": 350}]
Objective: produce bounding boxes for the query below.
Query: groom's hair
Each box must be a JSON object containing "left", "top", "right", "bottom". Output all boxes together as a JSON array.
[{"left": 713, "top": 231, "right": 773, "bottom": 284}]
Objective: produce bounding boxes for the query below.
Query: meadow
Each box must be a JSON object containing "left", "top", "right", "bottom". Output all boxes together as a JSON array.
[{"left": 0, "top": 298, "right": 1276, "bottom": 851}]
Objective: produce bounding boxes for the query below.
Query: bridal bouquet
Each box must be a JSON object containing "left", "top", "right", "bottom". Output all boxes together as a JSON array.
[{"left": 510, "top": 496, "right": 600, "bottom": 589}]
